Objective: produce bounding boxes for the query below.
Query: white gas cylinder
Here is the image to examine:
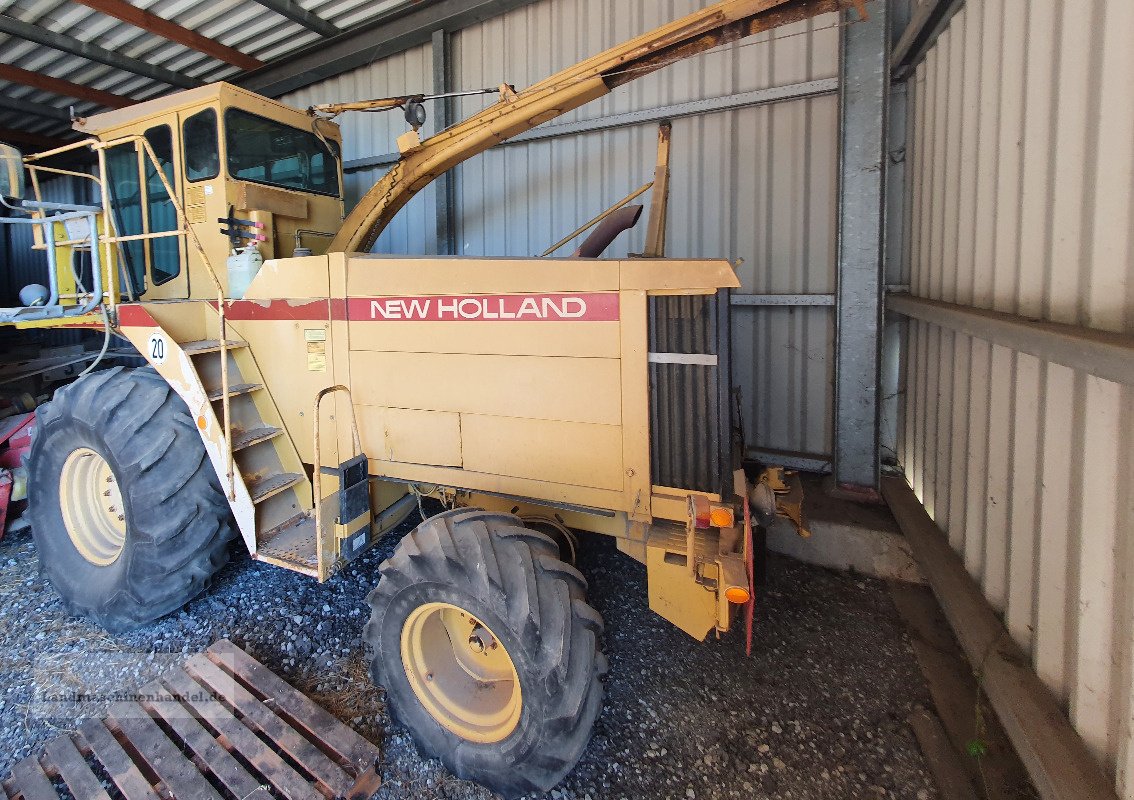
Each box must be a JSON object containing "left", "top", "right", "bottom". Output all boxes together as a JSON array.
[{"left": 226, "top": 244, "right": 263, "bottom": 299}]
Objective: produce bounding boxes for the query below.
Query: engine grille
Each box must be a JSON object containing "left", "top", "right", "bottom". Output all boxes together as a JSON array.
[{"left": 647, "top": 290, "right": 733, "bottom": 497}]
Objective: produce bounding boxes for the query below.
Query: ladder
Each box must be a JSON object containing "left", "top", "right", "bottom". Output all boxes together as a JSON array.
[{"left": 155, "top": 304, "right": 369, "bottom": 580}]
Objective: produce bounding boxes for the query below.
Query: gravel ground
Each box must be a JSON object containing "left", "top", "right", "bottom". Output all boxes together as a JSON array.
[{"left": 0, "top": 507, "right": 939, "bottom": 800}]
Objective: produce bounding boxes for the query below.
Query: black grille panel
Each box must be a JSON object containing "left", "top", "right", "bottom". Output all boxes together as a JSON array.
[{"left": 647, "top": 290, "right": 732, "bottom": 497}]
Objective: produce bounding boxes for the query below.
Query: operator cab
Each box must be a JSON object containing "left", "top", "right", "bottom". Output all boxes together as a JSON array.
[{"left": 73, "top": 82, "right": 345, "bottom": 301}]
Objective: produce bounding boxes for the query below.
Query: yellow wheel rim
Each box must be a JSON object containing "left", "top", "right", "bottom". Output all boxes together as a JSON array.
[
  {"left": 400, "top": 601, "right": 522, "bottom": 743},
  {"left": 59, "top": 447, "right": 127, "bottom": 566}
]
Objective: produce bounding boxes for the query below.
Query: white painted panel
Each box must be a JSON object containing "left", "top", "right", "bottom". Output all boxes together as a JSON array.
[{"left": 900, "top": 1, "right": 1134, "bottom": 793}]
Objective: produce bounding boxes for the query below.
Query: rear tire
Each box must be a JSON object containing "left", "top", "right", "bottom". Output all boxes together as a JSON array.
[
  {"left": 27, "top": 366, "right": 235, "bottom": 632},
  {"left": 365, "top": 508, "right": 605, "bottom": 798}
]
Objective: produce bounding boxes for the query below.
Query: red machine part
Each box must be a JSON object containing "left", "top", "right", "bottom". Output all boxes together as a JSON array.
[
  {"left": 0, "top": 471, "right": 11, "bottom": 535},
  {"left": 0, "top": 412, "right": 35, "bottom": 538},
  {"left": 743, "top": 492, "right": 755, "bottom": 657}
]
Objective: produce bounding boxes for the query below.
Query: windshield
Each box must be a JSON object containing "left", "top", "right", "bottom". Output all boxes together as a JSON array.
[{"left": 224, "top": 108, "right": 340, "bottom": 197}]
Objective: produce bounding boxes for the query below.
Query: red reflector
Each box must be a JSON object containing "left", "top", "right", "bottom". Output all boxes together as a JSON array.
[{"left": 689, "top": 494, "right": 711, "bottom": 529}]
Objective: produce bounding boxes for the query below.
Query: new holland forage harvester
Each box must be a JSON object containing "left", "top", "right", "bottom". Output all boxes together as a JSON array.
[{"left": 0, "top": 0, "right": 853, "bottom": 793}]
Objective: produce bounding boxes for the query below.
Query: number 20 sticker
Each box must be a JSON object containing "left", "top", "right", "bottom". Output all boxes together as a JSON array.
[{"left": 147, "top": 332, "right": 169, "bottom": 366}]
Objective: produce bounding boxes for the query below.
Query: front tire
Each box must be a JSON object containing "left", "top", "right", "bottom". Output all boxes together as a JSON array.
[
  {"left": 365, "top": 509, "right": 605, "bottom": 798},
  {"left": 28, "top": 366, "right": 235, "bottom": 632}
]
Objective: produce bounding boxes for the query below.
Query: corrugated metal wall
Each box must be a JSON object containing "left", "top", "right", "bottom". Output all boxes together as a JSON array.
[
  {"left": 281, "top": 0, "right": 841, "bottom": 458},
  {"left": 898, "top": 0, "right": 1134, "bottom": 793}
]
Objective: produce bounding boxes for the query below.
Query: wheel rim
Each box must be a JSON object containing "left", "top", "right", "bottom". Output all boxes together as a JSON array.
[
  {"left": 59, "top": 447, "right": 127, "bottom": 566},
  {"left": 400, "top": 601, "right": 522, "bottom": 743}
]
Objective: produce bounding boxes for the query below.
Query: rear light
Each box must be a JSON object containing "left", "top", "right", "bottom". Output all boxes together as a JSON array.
[
  {"left": 708, "top": 505, "right": 734, "bottom": 528},
  {"left": 724, "top": 586, "right": 750, "bottom": 604}
]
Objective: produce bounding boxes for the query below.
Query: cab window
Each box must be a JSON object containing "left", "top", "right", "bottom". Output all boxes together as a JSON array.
[
  {"left": 144, "top": 125, "right": 179, "bottom": 285},
  {"left": 183, "top": 108, "right": 219, "bottom": 182},
  {"left": 105, "top": 142, "right": 145, "bottom": 295},
  {"left": 105, "top": 126, "right": 182, "bottom": 293},
  {"left": 224, "top": 108, "right": 339, "bottom": 196}
]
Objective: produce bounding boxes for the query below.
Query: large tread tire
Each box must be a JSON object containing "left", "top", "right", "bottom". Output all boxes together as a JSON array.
[
  {"left": 365, "top": 508, "right": 605, "bottom": 798},
  {"left": 27, "top": 366, "right": 235, "bottom": 632}
]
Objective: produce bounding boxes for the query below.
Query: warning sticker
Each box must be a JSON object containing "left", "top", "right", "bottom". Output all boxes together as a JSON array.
[{"left": 305, "top": 329, "right": 327, "bottom": 371}]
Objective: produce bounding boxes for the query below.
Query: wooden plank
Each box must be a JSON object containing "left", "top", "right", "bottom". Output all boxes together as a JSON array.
[
  {"left": 106, "top": 702, "right": 223, "bottom": 800},
  {"left": 207, "top": 641, "right": 380, "bottom": 772},
  {"left": 138, "top": 681, "right": 262, "bottom": 800},
  {"left": 162, "top": 670, "right": 314, "bottom": 800},
  {"left": 907, "top": 708, "right": 979, "bottom": 800},
  {"left": 889, "top": 582, "right": 1034, "bottom": 798},
  {"left": 76, "top": 721, "right": 161, "bottom": 800},
  {"left": 41, "top": 737, "right": 110, "bottom": 800},
  {"left": 0, "top": 63, "right": 132, "bottom": 109},
  {"left": 72, "top": 0, "right": 263, "bottom": 70},
  {"left": 0, "top": 127, "right": 72, "bottom": 151},
  {"left": 9, "top": 757, "right": 57, "bottom": 800},
  {"left": 183, "top": 656, "right": 352, "bottom": 797},
  {"left": 882, "top": 476, "right": 1118, "bottom": 800}
]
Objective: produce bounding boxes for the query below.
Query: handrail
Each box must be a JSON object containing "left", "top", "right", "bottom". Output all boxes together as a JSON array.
[
  {"left": 9, "top": 134, "right": 234, "bottom": 492},
  {"left": 82, "top": 134, "right": 235, "bottom": 497},
  {"left": 0, "top": 207, "right": 102, "bottom": 321},
  {"left": 312, "top": 384, "right": 364, "bottom": 541},
  {"left": 13, "top": 136, "right": 239, "bottom": 491}
]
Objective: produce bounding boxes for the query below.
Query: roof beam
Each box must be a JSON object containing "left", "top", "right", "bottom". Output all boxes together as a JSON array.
[
  {"left": 240, "top": 0, "right": 540, "bottom": 98},
  {"left": 0, "top": 13, "right": 201, "bottom": 89},
  {"left": 0, "top": 63, "right": 133, "bottom": 109},
  {"left": 251, "top": 0, "right": 340, "bottom": 38},
  {"left": 0, "top": 125, "right": 72, "bottom": 150},
  {"left": 72, "top": 0, "right": 264, "bottom": 71},
  {"left": 0, "top": 94, "right": 72, "bottom": 121}
]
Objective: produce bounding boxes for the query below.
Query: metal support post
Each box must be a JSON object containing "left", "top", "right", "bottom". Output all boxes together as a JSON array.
[
  {"left": 432, "top": 28, "right": 457, "bottom": 256},
  {"left": 833, "top": 0, "right": 889, "bottom": 494}
]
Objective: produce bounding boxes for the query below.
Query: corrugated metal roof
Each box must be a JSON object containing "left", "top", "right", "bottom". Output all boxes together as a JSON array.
[{"left": 0, "top": 0, "right": 428, "bottom": 143}]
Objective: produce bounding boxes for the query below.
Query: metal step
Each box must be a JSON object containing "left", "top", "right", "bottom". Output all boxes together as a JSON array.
[
  {"left": 247, "top": 472, "right": 303, "bottom": 505},
  {"left": 206, "top": 382, "right": 262, "bottom": 402},
  {"left": 255, "top": 513, "right": 318, "bottom": 576},
  {"left": 230, "top": 425, "right": 283, "bottom": 452},
  {"left": 181, "top": 339, "right": 249, "bottom": 356}
]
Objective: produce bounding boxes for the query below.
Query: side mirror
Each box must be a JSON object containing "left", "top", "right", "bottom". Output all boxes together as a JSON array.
[{"left": 0, "top": 142, "right": 25, "bottom": 200}]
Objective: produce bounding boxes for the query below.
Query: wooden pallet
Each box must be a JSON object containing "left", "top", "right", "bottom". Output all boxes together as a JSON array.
[{"left": 1, "top": 640, "right": 382, "bottom": 800}]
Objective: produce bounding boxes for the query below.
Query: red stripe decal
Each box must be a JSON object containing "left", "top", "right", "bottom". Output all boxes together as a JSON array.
[
  {"left": 115, "top": 295, "right": 618, "bottom": 325},
  {"left": 223, "top": 299, "right": 329, "bottom": 321},
  {"left": 117, "top": 304, "right": 159, "bottom": 327},
  {"left": 346, "top": 293, "right": 619, "bottom": 322}
]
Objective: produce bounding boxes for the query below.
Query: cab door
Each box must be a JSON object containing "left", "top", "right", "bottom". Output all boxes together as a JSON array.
[{"left": 103, "top": 122, "right": 189, "bottom": 300}]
